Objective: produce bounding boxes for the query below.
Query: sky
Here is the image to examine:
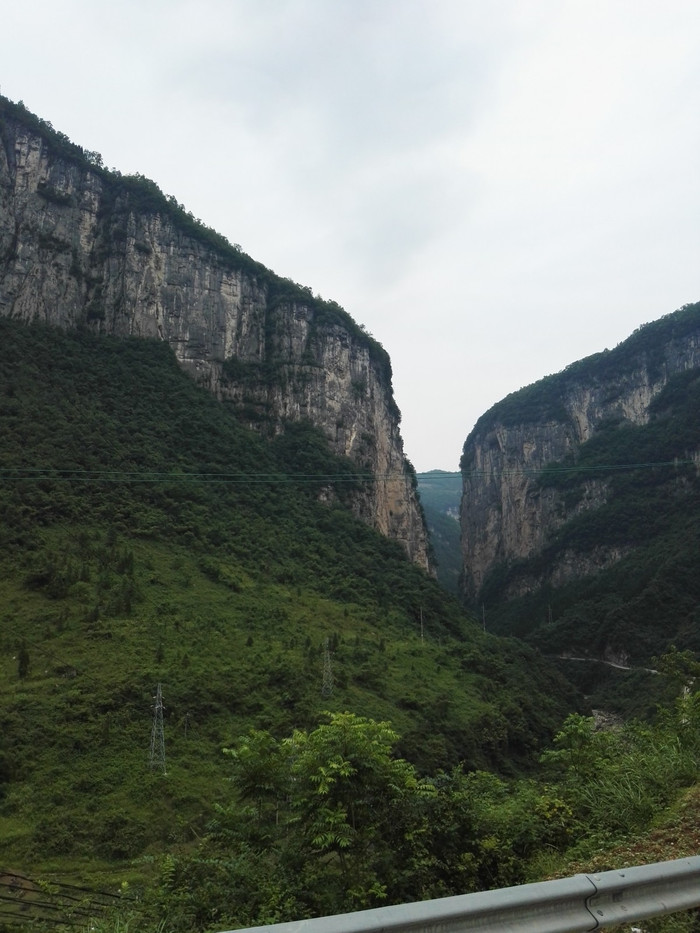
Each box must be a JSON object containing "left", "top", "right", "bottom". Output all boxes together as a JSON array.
[{"left": 3, "top": 0, "right": 700, "bottom": 471}]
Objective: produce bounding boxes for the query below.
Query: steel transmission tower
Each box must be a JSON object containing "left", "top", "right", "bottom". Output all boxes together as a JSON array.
[
  {"left": 322, "top": 637, "right": 334, "bottom": 698},
  {"left": 149, "top": 683, "right": 166, "bottom": 774}
]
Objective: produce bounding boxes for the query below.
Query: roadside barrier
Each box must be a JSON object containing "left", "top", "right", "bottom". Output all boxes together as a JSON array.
[{"left": 223, "top": 856, "right": 700, "bottom": 933}]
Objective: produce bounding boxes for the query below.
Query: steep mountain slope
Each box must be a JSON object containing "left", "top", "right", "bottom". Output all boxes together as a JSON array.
[
  {"left": 460, "top": 302, "right": 700, "bottom": 670},
  {"left": 0, "top": 95, "right": 428, "bottom": 567},
  {"left": 0, "top": 318, "right": 579, "bottom": 880}
]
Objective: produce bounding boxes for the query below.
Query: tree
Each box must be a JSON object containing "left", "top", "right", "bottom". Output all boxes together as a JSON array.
[
  {"left": 653, "top": 645, "right": 700, "bottom": 695},
  {"left": 538, "top": 713, "right": 599, "bottom": 780},
  {"left": 217, "top": 713, "right": 435, "bottom": 914},
  {"left": 283, "top": 712, "right": 433, "bottom": 907}
]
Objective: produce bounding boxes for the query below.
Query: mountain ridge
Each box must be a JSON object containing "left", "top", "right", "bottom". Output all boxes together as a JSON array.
[
  {"left": 0, "top": 94, "right": 429, "bottom": 568},
  {"left": 459, "top": 301, "right": 700, "bottom": 672}
]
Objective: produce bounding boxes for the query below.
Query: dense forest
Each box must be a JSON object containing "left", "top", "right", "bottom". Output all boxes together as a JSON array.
[
  {"left": 0, "top": 318, "right": 588, "bottom": 930},
  {"left": 461, "top": 304, "right": 700, "bottom": 716},
  {"left": 1, "top": 320, "right": 699, "bottom": 932},
  {"left": 477, "top": 370, "right": 700, "bottom": 704}
]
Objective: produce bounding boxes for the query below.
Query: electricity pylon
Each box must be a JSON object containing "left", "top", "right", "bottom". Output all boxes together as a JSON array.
[{"left": 149, "top": 683, "right": 166, "bottom": 774}]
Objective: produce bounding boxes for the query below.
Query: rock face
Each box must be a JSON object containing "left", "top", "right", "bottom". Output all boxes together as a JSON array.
[
  {"left": 460, "top": 304, "right": 700, "bottom": 599},
  {"left": 0, "top": 98, "right": 430, "bottom": 569}
]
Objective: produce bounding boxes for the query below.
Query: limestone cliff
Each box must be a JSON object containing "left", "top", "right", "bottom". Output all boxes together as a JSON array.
[
  {"left": 460, "top": 303, "right": 700, "bottom": 600},
  {"left": 0, "top": 97, "right": 429, "bottom": 569}
]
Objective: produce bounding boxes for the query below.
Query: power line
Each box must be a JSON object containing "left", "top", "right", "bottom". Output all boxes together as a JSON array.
[
  {"left": 0, "top": 467, "right": 376, "bottom": 484},
  {"left": 463, "top": 458, "right": 698, "bottom": 478},
  {"left": 0, "top": 458, "right": 696, "bottom": 485}
]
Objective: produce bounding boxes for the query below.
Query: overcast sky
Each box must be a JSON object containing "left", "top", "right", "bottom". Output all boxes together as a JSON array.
[{"left": 4, "top": 1, "right": 700, "bottom": 470}]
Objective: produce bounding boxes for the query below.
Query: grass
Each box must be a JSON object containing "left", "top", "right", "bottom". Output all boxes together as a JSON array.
[{"left": 0, "top": 319, "right": 580, "bottom": 891}]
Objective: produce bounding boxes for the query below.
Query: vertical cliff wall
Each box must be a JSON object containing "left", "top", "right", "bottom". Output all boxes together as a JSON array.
[
  {"left": 0, "top": 98, "right": 429, "bottom": 569},
  {"left": 460, "top": 304, "right": 700, "bottom": 600}
]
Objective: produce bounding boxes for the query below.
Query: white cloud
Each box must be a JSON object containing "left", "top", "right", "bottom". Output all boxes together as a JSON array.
[{"left": 2, "top": 0, "right": 699, "bottom": 469}]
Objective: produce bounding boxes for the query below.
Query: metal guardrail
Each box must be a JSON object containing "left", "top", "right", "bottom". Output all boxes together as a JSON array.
[{"left": 223, "top": 856, "right": 700, "bottom": 933}]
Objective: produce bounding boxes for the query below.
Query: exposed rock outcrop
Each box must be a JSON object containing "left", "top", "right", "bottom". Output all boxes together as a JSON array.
[
  {"left": 0, "top": 98, "right": 429, "bottom": 568},
  {"left": 460, "top": 304, "right": 700, "bottom": 599}
]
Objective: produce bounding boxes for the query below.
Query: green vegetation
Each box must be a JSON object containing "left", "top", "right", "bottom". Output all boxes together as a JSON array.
[
  {"left": 468, "top": 305, "right": 700, "bottom": 711},
  {"left": 2, "top": 319, "right": 695, "bottom": 931},
  {"left": 0, "top": 319, "right": 579, "bottom": 918},
  {"left": 3, "top": 90, "right": 699, "bottom": 931},
  {"left": 65, "top": 672, "right": 700, "bottom": 931},
  {"left": 478, "top": 373, "right": 700, "bottom": 674}
]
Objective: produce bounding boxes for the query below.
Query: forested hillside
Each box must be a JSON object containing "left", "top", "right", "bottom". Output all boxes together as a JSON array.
[
  {"left": 0, "top": 94, "right": 430, "bottom": 569},
  {"left": 484, "top": 361, "right": 700, "bottom": 712},
  {"left": 0, "top": 319, "right": 581, "bottom": 915},
  {"left": 1, "top": 320, "right": 699, "bottom": 933},
  {"left": 460, "top": 303, "right": 700, "bottom": 712}
]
